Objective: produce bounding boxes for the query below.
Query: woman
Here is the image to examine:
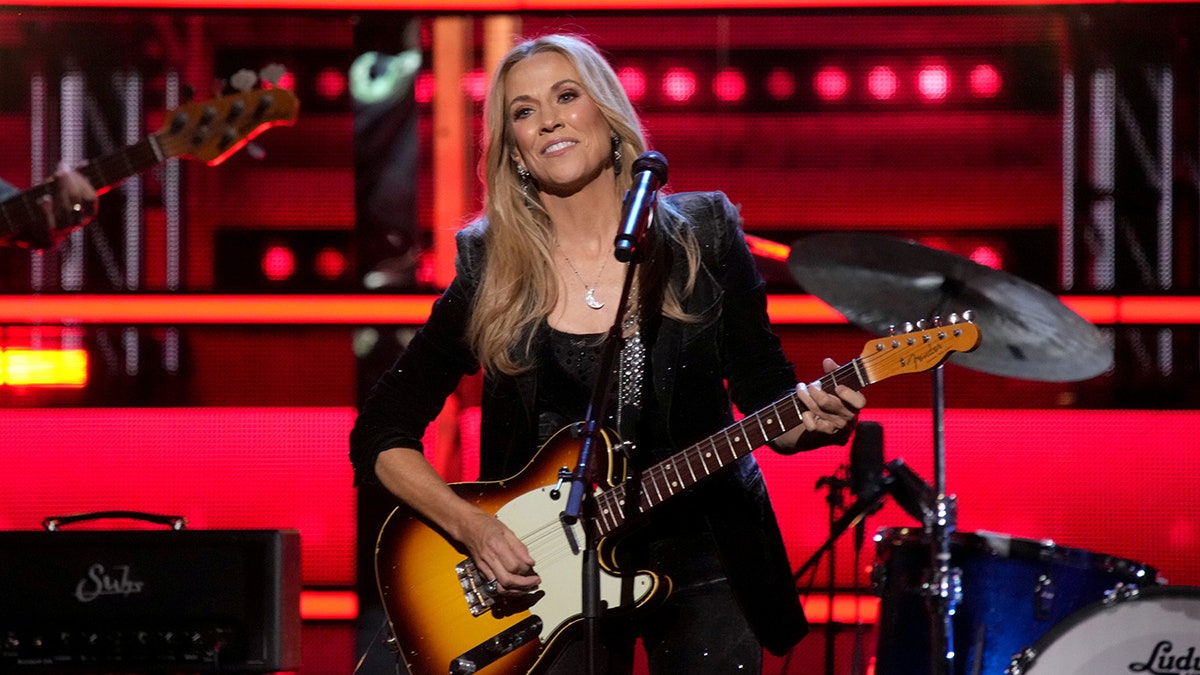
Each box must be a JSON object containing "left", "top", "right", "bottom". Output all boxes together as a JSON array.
[{"left": 350, "top": 33, "right": 866, "bottom": 673}]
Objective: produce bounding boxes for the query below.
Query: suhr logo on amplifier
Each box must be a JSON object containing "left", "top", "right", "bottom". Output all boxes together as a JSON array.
[
  {"left": 0, "top": 529, "right": 302, "bottom": 673},
  {"left": 74, "top": 563, "right": 146, "bottom": 602}
]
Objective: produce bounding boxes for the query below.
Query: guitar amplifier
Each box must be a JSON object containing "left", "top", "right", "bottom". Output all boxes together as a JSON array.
[{"left": 0, "top": 529, "right": 301, "bottom": 673}]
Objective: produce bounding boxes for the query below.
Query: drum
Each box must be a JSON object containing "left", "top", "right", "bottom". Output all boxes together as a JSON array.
[
  {"left": 872, "top": 527, "right": 1158, "bottom": 675},
  {"left": 1008, "top": 586, "right": 1200, "bottom": 675}
]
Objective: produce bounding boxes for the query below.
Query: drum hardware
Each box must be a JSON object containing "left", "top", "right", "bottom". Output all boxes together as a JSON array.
[
  {"left": 1101, "top": 581, "right": 1144, "bottom": 605},
  {"left": 796, "top": 422, "right": 937, "bottom": 675},
  {"left": 800, "top": 451, "right": 885, "bottom": 675},
  {"left": 1004, "top": 585, "right": 1198, "bottom": 675},
  {"left": 790, "top": 232, "right": 1114, "bottom": 675},
  {"left": 1032, "top": 574, "right": 1056, "bottom": 621},
  {"left": 874, "top": 528, "right": 1159, "bottom": 675}
]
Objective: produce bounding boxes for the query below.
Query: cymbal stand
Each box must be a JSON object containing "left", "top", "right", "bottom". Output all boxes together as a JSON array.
[{"left": 927, "top": 363, "right": 961, "bottom": 675}]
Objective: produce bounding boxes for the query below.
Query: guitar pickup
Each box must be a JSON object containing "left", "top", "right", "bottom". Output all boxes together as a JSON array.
[
  {"left": 449, "top": 615, "right": 543, "bottom": 675},
  {"left": 456, "top": 558, "right": 497, "bottom": 616}
]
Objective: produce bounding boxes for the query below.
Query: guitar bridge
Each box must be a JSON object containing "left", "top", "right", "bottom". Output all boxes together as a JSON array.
[{"left": 456, "top": 558, "right": 497, "bottom": 616}]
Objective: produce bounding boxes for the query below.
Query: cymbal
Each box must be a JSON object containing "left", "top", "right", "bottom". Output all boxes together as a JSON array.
[{"left": 787, "top": 232, "right": 1112, "bottom": 382}]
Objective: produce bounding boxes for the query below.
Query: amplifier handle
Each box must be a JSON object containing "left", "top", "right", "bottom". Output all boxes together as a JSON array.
[{"left": 43, "top": 511, "right": 187, "bottom": 531}]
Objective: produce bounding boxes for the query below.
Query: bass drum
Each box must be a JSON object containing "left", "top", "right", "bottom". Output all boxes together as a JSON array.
[
  {"left": 1008, "top": 586, "right": 1200, "bottom": 675},
  {"left": 873, "top": 527, "right": 1158, "bottom": 675}
]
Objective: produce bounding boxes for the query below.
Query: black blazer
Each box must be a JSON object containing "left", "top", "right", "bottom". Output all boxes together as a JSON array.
[{"left": 351, "top": 191, "right": 809, "bottom": 654}]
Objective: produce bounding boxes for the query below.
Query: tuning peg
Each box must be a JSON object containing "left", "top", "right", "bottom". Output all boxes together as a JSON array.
[
  {"left": 915, "top": 319, "right": 926, "bottom": 330},
  {"left": 260, "top": 63, "right": 288, "bottom": 88},
  {"left": 904, "top": 321, "right": 914, "bottom": 333},
  {"left": 230, "top": 69, "right": 258, "bottom": 93},
  {"left": 180, "top": 84, "right": 195, "bottom": 103},
  {"left": 948, "top": 312, "right": 960, "bottom": 324},
  {"left": 932, "top": 314, "right": 942, "bottom": 327},
  {"left": 887, "top": 324, "right": 897, "bottom": 336},
  {"left": 962, "top": 309, "right": 974, "bottom": 322},
  {"left": 243, "top": 142, "right": 266, "bottom": 160}
]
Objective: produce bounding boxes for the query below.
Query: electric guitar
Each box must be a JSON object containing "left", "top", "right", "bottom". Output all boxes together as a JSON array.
[
  {"left": 375, "top": 319, "right": 981, "bottom": 675},
  {"left": 0, "top": 87, "right": 299, "bottom": 247}
]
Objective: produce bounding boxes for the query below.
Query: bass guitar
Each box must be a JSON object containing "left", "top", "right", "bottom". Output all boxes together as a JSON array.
[
  {"left": 376, "top": 319, "right": 981, "bottom": 675},
  {"left": 1, "top": 87, "right": 298, "bottom": 247}
]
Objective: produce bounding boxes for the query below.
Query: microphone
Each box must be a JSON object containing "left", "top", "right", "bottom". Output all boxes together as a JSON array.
[
  {"left": 613, "top": 151, "right": 668, "bottom": 263},
  {"left": 848, "top": 422, "right": 885, "bottom": 551},
  {"left": 885, "top": 458, "right": 935, "bottom": 525},
  {"left": 849, "top": 421, "right": 885, "bottom": 500}
]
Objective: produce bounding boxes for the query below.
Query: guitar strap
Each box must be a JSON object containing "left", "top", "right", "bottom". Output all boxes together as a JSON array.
[{"left": 615, "top": 312, "right": 646, "bottom": 453}]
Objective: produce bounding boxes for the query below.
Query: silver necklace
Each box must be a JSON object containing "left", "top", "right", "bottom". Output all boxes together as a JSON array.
[{"left": 559, "top": 247, "right": 609, "bottom": 310}]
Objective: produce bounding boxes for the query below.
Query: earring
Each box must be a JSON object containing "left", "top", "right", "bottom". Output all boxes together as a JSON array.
[
  {"left": 516, "top": 164, "right": 533, "bottom": 206},
  {"left": 611, "top": 133, "right": 623, "bottom": 176}
]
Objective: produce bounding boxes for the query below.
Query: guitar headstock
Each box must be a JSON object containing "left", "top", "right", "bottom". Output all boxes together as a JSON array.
[
  {"left": 858, "top": 315, "right": 981, "bottom": 383},
  {"left": 155, "top": 88, "right": 299, "bottom": 166}
]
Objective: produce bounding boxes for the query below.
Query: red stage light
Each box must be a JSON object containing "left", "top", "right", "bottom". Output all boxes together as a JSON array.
[
  {"left": 314, "top": 247, "right": 347, "bottom": 281},
  {"left": 814, "top": 66, "right": 849, "bottom": 102},
  {"left": 275, "top": 71, "right": 296, "bottom": 92},
  {"left": 262, "top": 244, "right": 296, "bottom": 282},
  {"left": 867, "top": 66, "right": 899, "bottom": 101},
  {"left": 314, "top": 67, "right": 346, "bottom": 100},
  {"left": 970, "top": 63, "right": 1003, "bottom": 98},
  {"left": 1, "top": 349, "right": 88, "bottom": 387},
  {"left": 712, "top": 67, "right": 747, "bottom": 103},
  {"left": 617, "top": 66, "right": 647, "bottom": 102},
  {"left": 765, "top": 67, "right": 796, "bottom": 101},
  {"left": 662, "top": 67, "right": 698, "bottom": 103},
  {"left": 917, "top": 64, "right": 951, "bottom": 101},
  {"left": 414, "top": 71, "right": 435, "bottom": 104},
  {"left": 969, "top": 244, "right": 1003, "bottom": 270}
]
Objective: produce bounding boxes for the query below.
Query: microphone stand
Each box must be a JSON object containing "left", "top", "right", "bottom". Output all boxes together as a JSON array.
[
  {"left": 793, "top": 481, "right": 890, "bottom": 584},
  {"left": 818, "top": 470, "right": 847, "bottom": 675},
  {"left": 559, "top": 237, "right": 643, "bottom": 675},
  {"left": 927, "top": 363, "right": 960, "bottom": 675},
  {"left": 794, "top": 476, "right": 891, "bottom": 675}
]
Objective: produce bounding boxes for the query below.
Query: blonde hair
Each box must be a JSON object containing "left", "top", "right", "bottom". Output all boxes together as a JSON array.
[{"left": 467, "top": 33, "right": 699, "bottom": 376}]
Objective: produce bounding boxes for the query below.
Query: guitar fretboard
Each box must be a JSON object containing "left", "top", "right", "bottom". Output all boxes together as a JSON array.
[
  {"left": 0, "top": 136, "right": 162, "bottom": 239},
  {"left": 591, "top": 357, "right": 870, "bottom": 536}
]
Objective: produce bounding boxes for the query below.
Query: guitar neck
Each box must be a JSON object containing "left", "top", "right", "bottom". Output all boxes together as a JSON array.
[
  {"left": 78, "top": 136, "right": 164, "bottom": 196},
  {"left": 0, "top": 135, "right": 162, "bottom": 238},
  {"left": 592, "top": 358, "right": 871, "bottom": 537}
]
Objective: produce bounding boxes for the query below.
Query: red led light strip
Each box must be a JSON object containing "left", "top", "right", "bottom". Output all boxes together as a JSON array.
[
  {"left": 0, "top": 294, "right": 1195, "bottom": 325},
  {"left": 300, "top": 590, "right": 359, "bottom": 621},
  {"left": 1, "top": 0, "right": 1186, "bottom": 7},
  {"left": 293, "top": 590, "right": 871, "bottom": 623}
]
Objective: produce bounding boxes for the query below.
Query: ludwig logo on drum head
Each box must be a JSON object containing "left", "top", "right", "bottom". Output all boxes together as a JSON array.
[{"left": 1129, "top": 641, "right": 1200, "bottom": 675}]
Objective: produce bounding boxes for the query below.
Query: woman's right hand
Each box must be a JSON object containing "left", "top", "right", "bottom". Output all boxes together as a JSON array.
[
  {"left": 374, "top": 446, "right": 542, "bottom": 595},
  {"left": 459, "top": 510, "right": 541, "bottom": 596}
]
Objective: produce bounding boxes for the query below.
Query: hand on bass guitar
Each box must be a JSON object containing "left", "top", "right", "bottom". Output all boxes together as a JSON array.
[
  {"left": 0, "top": 165, "right": 97, "bottom": 250},
  {"left": 1, "top": 86, "right": 298, "bottom": 250}
]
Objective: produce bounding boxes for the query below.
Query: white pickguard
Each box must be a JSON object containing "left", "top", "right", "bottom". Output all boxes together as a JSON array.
[{"left": 494, "top": 483, "right": 655, "bottom": 643}]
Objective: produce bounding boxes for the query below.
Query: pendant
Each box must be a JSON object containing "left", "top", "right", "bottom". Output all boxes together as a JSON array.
[{"left": 585, "top": 287, "right": 605, "bottom": 310}]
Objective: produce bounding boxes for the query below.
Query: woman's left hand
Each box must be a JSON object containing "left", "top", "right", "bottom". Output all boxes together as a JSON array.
[{"left": 774, "top": 358, "right": 866, "bottom": 452}]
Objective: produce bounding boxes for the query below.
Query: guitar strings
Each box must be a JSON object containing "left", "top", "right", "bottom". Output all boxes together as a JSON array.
[{"left": 431, "top": 333, "right": 961, "bottom": 615}]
